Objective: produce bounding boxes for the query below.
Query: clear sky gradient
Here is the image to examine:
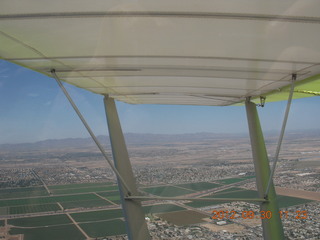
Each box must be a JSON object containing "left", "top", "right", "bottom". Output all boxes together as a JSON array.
[{"left": 0, "top": 60, "right": 319, "bottom": 144}]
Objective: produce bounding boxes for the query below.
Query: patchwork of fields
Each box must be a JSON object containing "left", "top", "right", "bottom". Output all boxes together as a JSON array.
[
  {"left": 5, "top": 203, "right": 187, "bottom": 239},
  {"left": 0, "top": 176, "right": 316, "bottom": 239},
  {"left": 0, "top": 182, "right": 121, "bottom": 216}
]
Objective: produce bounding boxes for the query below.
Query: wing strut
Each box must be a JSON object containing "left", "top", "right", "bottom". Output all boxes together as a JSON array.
[
  {"left": 51, "top": 67, "right": 295, "bottom": 240},
  {"left": 103, "top": 95, "right": 151, "bottom": 240},
  {"left": 50, "top": 70, "right": 133, "bottom": 195},
  {"left": 246, "top": 99, "right": 285, "bottom": 240},
  {"left": 51, "top": 70, "right": 150, "bottom": 239},
  {"left": 265, "top": 74, "right": 296, "bottom": 198}
]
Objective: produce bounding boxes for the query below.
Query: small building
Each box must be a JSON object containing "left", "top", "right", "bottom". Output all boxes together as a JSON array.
[{"left": 217, "top": 221, "right": 227, "bottom": 226}]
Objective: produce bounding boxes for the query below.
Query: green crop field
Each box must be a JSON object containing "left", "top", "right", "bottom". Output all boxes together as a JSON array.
[
  {"left": 0, "top": 186, "right": 47, "bottom": 194},
  {"left": 0, "top": 193, "right": 101, "bottom": 208},
  {"left": 277, "top": 196, "right": 313, "bottom": 208},
  {"left": 96, "top": 190, "right": 120, "bottom": 198},
  {"left": 0, "top": 186, "right": 48, "bottom": 199},
  {"left": 185, "top": 189, "right": 259, "bottom": 208},
  {"left": 80, "top": 219, "right": 126, "bottom": 238},
  {"left": 0, "top": 192, "right": 117, "bottom": 214},
  {"left": 96, "top": 191, "right": 121, "bottom": 203},
  {"left": 97, "top": 195, "right": 120, "bottom": 201},
  {"left": 60, "top": 199, "right": 113, "bottom": 209},
  {"left": 48, "top": 182, "right": 114, "bottom": 190},
  {"left": 70, "top": 203, "right": 185, "bottom": 223},
  {"left": 143, "top": 204, "right": 186, "bottom": 214},
  {"left": 142, "top": 185, "right": 194, "bottom": 197},
  {"left": 9, "top": 203, "right": 61, "bottom": 215},
  {"left": 50, "top": 185, "right": 118, "bottom": 195},
  {"left": 49, "top": 193, "right": 101, "bottom": 203},
  {"left": 10, "top": 224, "right": 85, "bottom": 240},
  {"left": 185, "top": 199, "right": 228, "bottom": 208},
  {"left": 71, "top": 204, "right": 186, "bottom": 238},
  {"left": 215, "top": 187, "right": 244, "bottom": 193},
  {"left": 213, "top": 189, "right": 259, "bottom": 198},
  {"left": 242, "top": 176, "right": 256, "bottom": 180},
  {"left": 174, "top": 182, "right": 222, "bottom": 191},
  {"left": 71, "top": 208, "right": 124, "bottom": 222},
  {"left": 8, "top": 214, "right": 71, "bottom": 227},
  {"left": 216, "top": 178, "right": 249, "bottom": 185},
  {"left": 0, "top": 206, "right": 8, "bottom": 215},
  {"left": 109, "top": 199, "right": 121, "bottom": 204}
]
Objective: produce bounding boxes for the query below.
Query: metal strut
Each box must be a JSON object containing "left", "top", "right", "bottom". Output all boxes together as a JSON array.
[
  {"left": 264, "top": 74, "right": 296, "bottom": 198},
  {"left": 50, "top": 69, "right": 132, "bottom": 196},
  {"left": 246, "top": 99, "right": 284, "bottom": 240},
  {"left": 103, "top": 96, "right": 151, "bottom": 240}
]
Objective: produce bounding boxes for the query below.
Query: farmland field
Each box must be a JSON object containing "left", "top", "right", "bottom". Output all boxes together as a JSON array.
[
  {"left": 157, "top": 210, "right": 209, "bottom": 226},
  {"left": 71, "top": 208, "right": 124, "bottom": 222},
  {"left": 97, "top": 191, "right": 120, "bottom": 204},
  {"left": 185, "top": 189, "right": 257, "bottom": 208},
  {"left": 79, "top": 219, "right": 126, "bottom": 238},
  {"left": 9, "top": 203, "right": 61, "bottom": 214},
  {"left": 60, "top": 199, "right": 113, "bottom": 209},
  {"left": 185, "top": 199, "right": 228, "bottom": 208},
  {"left": 50, "top": 185, "right": 118, "bottom": 195},
  {"left": 215, "top": 187, "right": 243, "bottom": 193},
  {"left": 2, "top": 180, "right": 316, "bottom": 239},
  {"left": 142, "top": 185, "right": 194, "bottom": 197},
  {"left": 108, "top": 199, "right": 121, "bottom": 204},
  {"left": 0, "top": 189, "right": 120, "bottom": 215},
  {"left": 96, "top": 190, "right": 120, "bottom": 199},
  {"left": 174, "top": 182, "right": 221, "bottom": 191},
  {"left": 0, "top": 193, "right": 101, "bottom": 208},
  {"left": 213, "top": 189, "right": 259, "bottom": 199},
  {"left": 0, "top": 206, "right": 8, "bottom": 215},
  {"left": 48, "top": 193, "right": 101, "bottom": 202},
  {"left": 213, "top": 190, "right": 313, "bottom": 208},
  {"left": 277, "top": 195, "right": 313, "bottom": 208},
  {"left": 8, "top": 214, "right": 71, "bottom": 227},
  {"left": 184, "top": 189, "right": 259, "bottom": 208},
  {"left": 276, "top": 187, "right": 320, "bottom": 201},
  {"left": 242, "top": 176, "right": 256, "bottom": 180},
  {"left": 70, "top": 203, "right": 185, "bottom": 223},
  {"left": 9, "top": 224, "right": 85, "bottom": 240},
  {"left": 143, "top": 204, "right": 186, "bottom": 214},
  {"left": 48, "top": 182, "right": 114, "bottom": 190},
  {"left": 96, "top": 191, "right": 121, "bottom": 204},
  {"left": 185, "top": 189, "right": 314, "bottom": 209},
  {"left": 0, "top": 186, "right": 48, "bottom": 199},
  {"left": 216, "top": 177, "right": 250, "bottom": 185}
]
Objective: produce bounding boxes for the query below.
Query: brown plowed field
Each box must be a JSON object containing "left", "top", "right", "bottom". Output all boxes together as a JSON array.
[
  {"left": 276, "top": 187, "right": 320, "bottom": 201},
  {"left": 156, "top": 210, "right": 209, "bottom": 226}
]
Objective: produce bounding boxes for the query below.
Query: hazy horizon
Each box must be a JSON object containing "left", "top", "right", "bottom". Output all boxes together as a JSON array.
[
  {"left": 1, "top": 60, "right": 320, "bottom": 144},
  {"left": 1, "top": 128, "right": 319, "bottom": 146}
]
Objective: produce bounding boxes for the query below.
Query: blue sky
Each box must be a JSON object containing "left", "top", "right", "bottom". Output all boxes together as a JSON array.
[{"left": 0, "top": 60, "right": 319, "bottom": 144}]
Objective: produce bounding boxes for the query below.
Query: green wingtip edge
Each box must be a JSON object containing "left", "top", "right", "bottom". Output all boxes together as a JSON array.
[{"left": 233, "top": 74, "right": 320, "bottom": 106}]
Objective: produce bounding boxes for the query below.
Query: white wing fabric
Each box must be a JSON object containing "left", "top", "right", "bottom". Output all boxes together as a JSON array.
[{"left": 1, "top": 0, "right": 320, "bottom": 105}]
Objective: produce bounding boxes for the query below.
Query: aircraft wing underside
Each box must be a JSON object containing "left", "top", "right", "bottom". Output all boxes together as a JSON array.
[{"left": 1, "top": 0, "right": 320, "bottom": 106}]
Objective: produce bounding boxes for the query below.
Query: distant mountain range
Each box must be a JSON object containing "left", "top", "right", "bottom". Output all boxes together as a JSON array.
[
  {"left": 0, "top": 132, "right": 244, "bottom": 151},
  {"left": 0, "top": 130, "right": 319, "bottom": 152}
]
